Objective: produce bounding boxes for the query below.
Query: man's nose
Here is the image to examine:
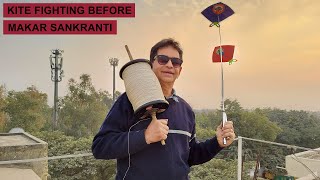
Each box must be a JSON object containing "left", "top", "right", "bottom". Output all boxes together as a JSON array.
[{"left": 165, "top": 59, "right": 174, "bottom": 68}]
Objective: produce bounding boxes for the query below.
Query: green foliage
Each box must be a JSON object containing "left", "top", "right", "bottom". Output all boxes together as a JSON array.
[
  {"left": 0, "top": 85, "right": 8, "bottom": 132},
  {"left": 4, "top": 86, "right": 50, "bottom": 133},
  {"left": 195, "top": 110, "right": 218, "bottom": 128},
  {"left": 33, "top": 131, "right": 116, "bottom": 180},
  {"left": 1, "top": 80, "right": 319, "bottom": 179},
  {"left": 225, "top": 99, "right": 243, "bottom": 118},
  {"left": 58, "top": 74, "right": 112, "bottom": 137},
  {"left": 262, "top": 108, "right": 320, "bottom": 148},
  {"left": 194, "top": 99, "right": 285, "bottom": 177},
  {"left": 196, "top": 99, "right": 282, "bottom": 142},
  {"left": 195, "top": 125, "right": 216, "bottom": 140},
  {"left": 195, "top": 110, "right": 218, "bottom": 140},
  {"left": 236, "top": 110, "right": 281, "bottom": 141},
  {"left": 189, "top": 158, "right": 255, "bottom": 180}
]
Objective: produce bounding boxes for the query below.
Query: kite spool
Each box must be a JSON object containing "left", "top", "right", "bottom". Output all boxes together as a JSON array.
[{"left": 120, "top": 45, "right": 169, "bottom": 145}]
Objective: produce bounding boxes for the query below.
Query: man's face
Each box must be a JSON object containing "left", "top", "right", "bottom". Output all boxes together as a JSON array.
[{"left": 151, "top": 46, "right": 182, "bottom": 85}]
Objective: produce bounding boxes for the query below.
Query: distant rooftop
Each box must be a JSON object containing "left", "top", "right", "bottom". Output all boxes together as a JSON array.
[
  {"left": 286, "top": 147, "right": 320, "bottom": 178},
  {"left": 296, "top": 147, "right": 320, "bottom": 160}
]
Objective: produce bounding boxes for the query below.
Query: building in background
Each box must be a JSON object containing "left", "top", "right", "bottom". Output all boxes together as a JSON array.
[
  {"left": 286, "top": 148, "right": 320, "bottom": 179},
  {"left": 0, "top": 132, "right": 48, "bottom": 180}
]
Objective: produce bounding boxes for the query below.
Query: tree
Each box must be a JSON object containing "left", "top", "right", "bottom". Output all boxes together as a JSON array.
[
  {"left": 58, "top": 74, "right": 113, "bottom": 137},
  {"left": 195, "top": 110, "right": 219, "bottom": 140},
  {"left": 189, "top": 158, "right": 255, "bottom": 180},
  {"left": 237, "top": 110, "right": 281, "bottom": 141},
  {"left": 4, "top": 86, "right": 50, "bottom": 133},
  {"left": 0, "top": 85, "right": 8, "bottom": 132},
  {"left": 221, "top": 100, "right": 282, "bottom": 141},
  {"left": 33, "top": 131, "right": 116, "bottom": 180},
  {"left": 195, "top": 110, "right": 219, "bottom": 128},
  {"left": 225, "top": 99, "right": 243, "bottom": 117},
  {"left": 195, "top": 125, "right": 216, "bottom": 141},
  {"left": 262, "top": 108, "right": 320, "bottom": 148}
]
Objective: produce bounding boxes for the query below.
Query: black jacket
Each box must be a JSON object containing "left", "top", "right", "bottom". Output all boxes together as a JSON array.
[{"left": 92, "top": 93, "right": 223, "bottom": 180}]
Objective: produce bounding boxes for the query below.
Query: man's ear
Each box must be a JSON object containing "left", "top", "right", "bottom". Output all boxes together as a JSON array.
[
  {"left": 150, "top": 60, "right": 154, "bottom": 68},
  {"left": 178, "top": 66, "right": 182, "bottom": 76},
  {"left": 176, "top": 67, "right": 182, "bottom": 79}
]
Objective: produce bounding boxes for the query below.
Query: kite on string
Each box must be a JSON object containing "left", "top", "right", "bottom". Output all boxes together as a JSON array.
[
  {"left": 212, "top": 45, "right": 237, "bottom": 65},
  {"left": 201, "top": 2, "right": 237, "bottom": 145}
]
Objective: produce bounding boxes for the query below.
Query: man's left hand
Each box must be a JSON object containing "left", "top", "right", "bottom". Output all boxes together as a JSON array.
[{"left": 216, "top": 121, "right": 236, "bottom": 148}]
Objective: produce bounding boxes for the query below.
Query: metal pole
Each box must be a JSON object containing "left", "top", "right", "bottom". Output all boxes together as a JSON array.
[
  {"left": 237, "top": 136, "right": 243, "bottom": 180},
  {"left": 53, "top": 50, "right": 59, "bottom": 129},
  {"left": 112, "top": 64, "right": 115, "bottom": 103},
  {"left": 109, "top": 58, "right": 119, "bottom": 104},
  {"left": 217, "top": 15, "right": 228, "bottom": 145},
  {"left": 50, "top": 49, "right": 63, "bottom": 130}
]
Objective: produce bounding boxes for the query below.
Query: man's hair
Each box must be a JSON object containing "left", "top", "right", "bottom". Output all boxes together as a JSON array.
[{"left": 149, "top": 38, "right": 183, "bottom": 64}]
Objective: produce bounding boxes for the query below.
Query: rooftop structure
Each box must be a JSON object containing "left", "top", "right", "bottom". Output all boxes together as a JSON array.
[{"left": 0, "top": 132, "right": 48, "bottom": 180}]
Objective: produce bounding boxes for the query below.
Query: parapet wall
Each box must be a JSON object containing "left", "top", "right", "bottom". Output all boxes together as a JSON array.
[{"left": 0, "top": 132, "right": 48, "bottom": 180}]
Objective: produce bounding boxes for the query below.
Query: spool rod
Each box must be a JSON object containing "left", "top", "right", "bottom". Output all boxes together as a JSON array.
[{"left": 125, "top": 45, "right": 133, "bottom": 61}]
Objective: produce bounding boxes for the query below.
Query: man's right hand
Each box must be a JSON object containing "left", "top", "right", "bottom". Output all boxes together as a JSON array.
[{"left": 144, "top": 119, "right": 169, "bottom": 144}]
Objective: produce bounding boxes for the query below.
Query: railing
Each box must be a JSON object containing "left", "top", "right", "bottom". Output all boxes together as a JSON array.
[{"left": 1, "top": 136, "right": 320, "bottom": 180}]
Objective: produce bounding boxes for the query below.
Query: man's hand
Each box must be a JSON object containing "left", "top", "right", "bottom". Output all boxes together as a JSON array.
[
  {"left": 145, "top": 118, "right": 169, "bottom": 144},
  {"left": 216, "top": 121, "right": 236, "bottom": 148}
]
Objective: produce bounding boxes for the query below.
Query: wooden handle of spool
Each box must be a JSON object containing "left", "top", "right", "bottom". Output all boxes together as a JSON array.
[
  {"left": 150, "top": 110, "right": 166, "bottom": 145},
  {"left": 125, "top": 45, "right": 133, "bottom": 61}
]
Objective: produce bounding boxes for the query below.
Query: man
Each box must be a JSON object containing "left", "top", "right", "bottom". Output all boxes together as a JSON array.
[{"left": 92, "top": 38, "right": 236, "bottom": 180}]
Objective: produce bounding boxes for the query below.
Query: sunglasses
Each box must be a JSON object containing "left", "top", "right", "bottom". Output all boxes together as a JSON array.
[{"left": 154, "top": 55, "right": 183, "bottom": 68}]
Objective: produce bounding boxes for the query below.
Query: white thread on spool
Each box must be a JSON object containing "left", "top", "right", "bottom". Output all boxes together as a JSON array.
[{"left": 121, "top": 60, "right": 168, "bottom": 114}]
